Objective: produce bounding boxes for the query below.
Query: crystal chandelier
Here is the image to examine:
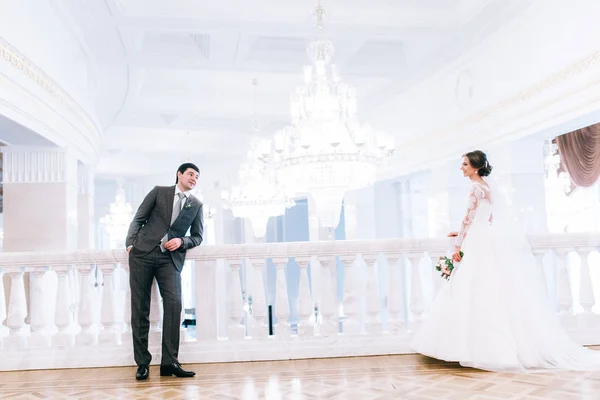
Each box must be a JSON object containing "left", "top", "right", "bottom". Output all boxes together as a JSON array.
[
  {"left": 258, "top": 2, "right": 394, "bottom": 229},
  {"left": 222, "top": 157, "right": 295, "bottom": 238},
  {"left": 100, "top": 185, "right": 133, "bottom": 249}
]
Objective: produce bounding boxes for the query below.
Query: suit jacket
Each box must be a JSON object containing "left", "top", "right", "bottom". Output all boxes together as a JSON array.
[{"left": 125, "top": 185, "right": 204, "bottom": 271}]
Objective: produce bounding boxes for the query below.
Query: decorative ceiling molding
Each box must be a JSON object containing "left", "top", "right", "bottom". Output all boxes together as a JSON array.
[
  {"left": 375, "top": 49, "right": 600, "bottom": 181},
  {"left": 0, "top": 38, "right": 101, "bottom": 139},
  {"left": 404, "top": 49, "right": 600, "bottom": 148},
  {"left": 0, "top": 74, "right": 100, "bottom": 163}
]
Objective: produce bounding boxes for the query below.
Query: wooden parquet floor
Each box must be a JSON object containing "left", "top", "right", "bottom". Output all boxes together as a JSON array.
[{"left": 1, "top": 354, "right": 600, "bottom": 399}]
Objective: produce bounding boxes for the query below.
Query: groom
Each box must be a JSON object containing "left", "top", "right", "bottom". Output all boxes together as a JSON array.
[{"left": 125, "top": 163, "right": 204, "bottom": 381}]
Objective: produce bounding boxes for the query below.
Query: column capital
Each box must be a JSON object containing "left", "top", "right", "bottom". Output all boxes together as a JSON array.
[{"left": 1, "top": 146, "right": 77, "bottom": 184}]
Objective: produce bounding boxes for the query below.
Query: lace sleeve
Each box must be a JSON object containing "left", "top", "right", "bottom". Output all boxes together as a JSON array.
[{"left": 456, "top": 185, "right": 485, "bottom": 247}]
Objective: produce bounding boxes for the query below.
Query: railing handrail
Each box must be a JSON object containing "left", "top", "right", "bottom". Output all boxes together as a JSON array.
[{"left": 0, "top": 233, "right": 598, "bottom": 268}]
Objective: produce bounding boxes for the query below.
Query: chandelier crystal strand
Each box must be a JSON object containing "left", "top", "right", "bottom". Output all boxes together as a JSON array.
[
  {"left": 269, "top": 3, "right": 394, "bottom": 229},
  {"left": 222, "top": 79, "right": 296, "bottom": 238}
]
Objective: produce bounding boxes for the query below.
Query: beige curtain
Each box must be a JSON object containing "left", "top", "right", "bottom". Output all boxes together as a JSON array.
[{"left": 556, "top": 123, "right": 600, "bottom": 187}]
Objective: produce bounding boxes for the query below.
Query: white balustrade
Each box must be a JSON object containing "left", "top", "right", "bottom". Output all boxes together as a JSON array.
[{"left": 0, "top": 234, "right": 598, "bottom": 371}]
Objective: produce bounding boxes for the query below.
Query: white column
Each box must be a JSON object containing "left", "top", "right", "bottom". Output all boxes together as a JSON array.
[
  {"left": 1, "top": 146, "right": 79, "bottom": 251},
  {"left": 344, "top": 187, "right": 376, "bottom": 240},
  {"left": 77, "top": 163, "right": 95, "bottom": 250}
]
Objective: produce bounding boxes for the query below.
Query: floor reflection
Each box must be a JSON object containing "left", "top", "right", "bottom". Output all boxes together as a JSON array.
[{"left": 1, "top": 354, "right": 600, "bottom": 399}]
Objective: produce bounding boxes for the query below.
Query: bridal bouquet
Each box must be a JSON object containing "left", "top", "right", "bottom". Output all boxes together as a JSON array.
[{"left": 435, "top": 251, "right": 463, "bottom": 280}]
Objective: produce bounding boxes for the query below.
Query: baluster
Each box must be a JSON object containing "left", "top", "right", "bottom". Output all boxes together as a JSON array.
[
  {"left": 387, "top": 254, "right": 404, "bottom": 335},
  {"left": 309, "top": 256, "right": 322, "bottom": 334},
  {"left": 249, "top": 258, "right": 267, "bottom": 338},
  {"left": 227, "top": 260, "right": 245, "bottom": 340},
  {"left": 296, "top": 257, "right": 313, "bottom": 337},
  {"left": 76, "top": 266, "right": 97, "bottom": 346},
  {"left": 53, "top": 265, "right": 74, "bottom": 347},
  {"left": 554, "top": 249, "right": 573, "bottom": 313},
  {"left": 408, "top": 252, "right": 424, "bottom": 331},
  {"left": 5, "top": 268, "right": 28, "bottom": 348},
  {"left": 99, "top": 263, "right": 118, "bottom": 345},
  {"left": 363, "top": 255, "right": 381, "bottom": 335},
  {"left": 69, "top": 268, "right": 80, "bottom": 330},
  {"left": 595, "top": 246, "right": 600, "bottom": 315},
  {"left": 149, "top": 279, "right": 163, "bottom": 344},
  {"left": 274, "top": 258, "right": 291, "bottom": 338},
  {"left": 577, "top": 248, "right": 595, "bottom": 314},
  {"left": 0, "top": 268, "right": 6, "bottom": 346},
  {"left": 28, "top": 267, "right": 50, "bottom": 347},
  {"left": 318, "top": 256, "right": 338, "bottom": 337},
  {"left": 340, "top": 255, "right": 359, "bottom": 335}
]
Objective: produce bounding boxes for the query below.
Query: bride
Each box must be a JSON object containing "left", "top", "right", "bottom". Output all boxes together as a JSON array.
[{"left": 410, "top": 150, "right": 600, "bottom": 372}]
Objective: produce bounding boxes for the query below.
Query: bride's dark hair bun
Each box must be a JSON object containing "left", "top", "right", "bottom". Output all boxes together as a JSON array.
[{"left": 464, "top": 150, "right": 493, "bottom": 177}]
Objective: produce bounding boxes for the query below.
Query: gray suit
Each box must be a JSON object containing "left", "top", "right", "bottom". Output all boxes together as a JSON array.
[{"left": 125, "top": 185, "right": 204, "bottom": 366}]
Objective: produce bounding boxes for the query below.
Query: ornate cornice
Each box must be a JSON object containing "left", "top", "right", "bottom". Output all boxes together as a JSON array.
[{"left": 0, "top": 38, "right": 100, "bottom": 140}]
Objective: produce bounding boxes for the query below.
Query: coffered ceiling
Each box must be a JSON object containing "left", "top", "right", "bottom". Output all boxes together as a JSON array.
[{"left": 57, "top": 0, "right": 530, "bottom": 190}]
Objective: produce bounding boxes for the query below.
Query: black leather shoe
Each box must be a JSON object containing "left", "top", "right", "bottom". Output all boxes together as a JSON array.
[
  {"left": 160, "top": 362, "right": 195, "bottom": 378},
  {"left": 136, "top": 364, "right": 149, "bottom": 381}
]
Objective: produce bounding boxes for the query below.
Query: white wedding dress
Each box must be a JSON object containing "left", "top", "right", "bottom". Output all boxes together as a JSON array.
[{"left": 411, "top": 180, "right": 600, "bottom": 372}]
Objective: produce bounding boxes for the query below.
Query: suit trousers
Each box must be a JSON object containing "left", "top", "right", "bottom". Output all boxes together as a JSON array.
[{"left": 129, "top": 246, "right": 182, "bottom": 366}]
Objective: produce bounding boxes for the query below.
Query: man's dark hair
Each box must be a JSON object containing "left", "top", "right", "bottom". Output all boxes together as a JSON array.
[{"left": 175, "top": 162, "right": 200, "bottom": 183}]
